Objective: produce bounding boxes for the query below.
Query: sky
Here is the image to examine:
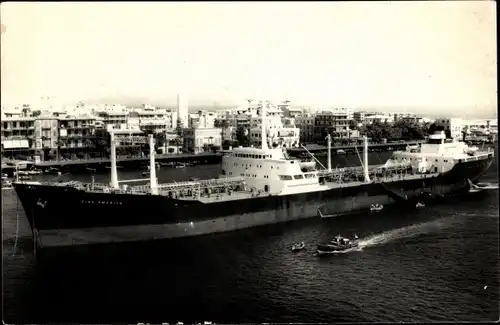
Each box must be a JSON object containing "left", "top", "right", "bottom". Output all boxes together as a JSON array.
[{"left": 0, "top": 2, "right": 497, "bottom": 118}]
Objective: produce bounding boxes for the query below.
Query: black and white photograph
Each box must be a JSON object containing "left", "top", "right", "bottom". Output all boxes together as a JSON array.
[{"left": 1, "top": 1, "right": 498, "bottom": 323}]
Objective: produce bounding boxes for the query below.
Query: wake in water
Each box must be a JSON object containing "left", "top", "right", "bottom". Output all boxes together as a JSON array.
[
  {"left": 357, "top": 216, "right": 459, "bottom": 249},
  {"left": 469, "top": 181, "right": 499, "bottom": 193},
  {"left": 476, "top": 182, "right": 499, "bottom": 190}
]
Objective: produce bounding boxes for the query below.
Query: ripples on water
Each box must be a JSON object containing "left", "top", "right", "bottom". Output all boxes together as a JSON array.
[{"left": 2, "top": 160, "right": 499, "bottom": 323}]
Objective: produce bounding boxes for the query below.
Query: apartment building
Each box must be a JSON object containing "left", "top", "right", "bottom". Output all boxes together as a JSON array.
[
  {"left": 248, "top": 112, "right": 300, "bottom": 148},
  {"left": 363, "top": 114, "right": 394, "bottom": 124},
  {"left": 57, "top": 115, "right": 96, "bottom": 153},
  {"left": 183, "top": 127, "right": 222, "bottom": 153},
  {"left": 313, "top": 108, "right": 353, "bottom": 143},
  {"left": 189, "top": 110, "right": 216, "bottom": 129},
  {"left": 295, "top": 114, "right": 315, "bottom": 144},
  {"left": 1, "top": 116, "right": 36, "bottom": 157},
  {"left": 435, "top": 117, "right": 465, "bottom": 139}
]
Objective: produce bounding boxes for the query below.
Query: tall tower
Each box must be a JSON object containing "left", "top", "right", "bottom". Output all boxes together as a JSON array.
[
  {"left": 176, "top": 93, "right": 189, "bottom": 128},
  {"left": 176, "top": 60, "right": 189, "bottom": 128}
]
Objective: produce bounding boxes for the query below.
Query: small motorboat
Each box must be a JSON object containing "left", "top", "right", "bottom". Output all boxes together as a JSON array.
[
  {"left": 45, "top": 167, "right": 61, "bottom": 174},
  {"left": 474, "top": 182, "right": 499, "bottom": 190},
  {"left": 2, "top": 180, "right": 13, "bottom": 190},
  {"left": 141, "top": 171, "right": 150, "bottom": 176},
  {"left": 28, "top": 168, "right": 43, "bottom": 175},
  {"left": 85, "top": 167, "right": 97, "bottom": 172},
  {"left": 416, "top": 202, "right": 425, "bottom": 208},
  {"left": 370, "top": 204, "right": 384, "bottom": 212},
  {"left": 467, "top": 179, "right": 499, "bottom": 191},
  {"left": 291, "top": 242, "right": 305, "bottom": 252},
  {"left": 19, "top": 175, "right": 32, "bottom": 181},
  {"left": 317, "top": 235, "right": 359, "bottom": 255},
  {"left": 106, "top": 165, "right": 124, "bottom": 169}
]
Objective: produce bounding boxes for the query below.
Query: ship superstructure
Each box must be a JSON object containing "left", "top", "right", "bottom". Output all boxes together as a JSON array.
[{"left": 11, "top": 101, "right": 494, "bottom": 247}]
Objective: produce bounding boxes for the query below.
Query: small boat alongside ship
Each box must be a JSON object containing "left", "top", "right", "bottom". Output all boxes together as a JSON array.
[
  {"left": 291, "top": 242, "right": 305, "bottom": 252},
  {"left": 45, "top": 167, "right": 61, "bottom": 174},
  {"left": 416, "top": 202, "right": 425, "bottom": 208},
  {"left": 317, "top": 234, "right": 360, "bottom": 255},
  {"left": 2, "top": 180, "right": 13, "bottom": 190},
  {"left": 106, "top": 165, "right": 124, "bottom": 169},
  {"left": 370, "top": 204, "right": 384, "bottom": 212}
]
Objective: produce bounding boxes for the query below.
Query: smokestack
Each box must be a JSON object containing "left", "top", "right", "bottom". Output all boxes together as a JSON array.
[
  {"left": 363, "top": 136, "right": 370, "bottom": 183},
  {"left": 149, "top": 134, "right": 158, "bottom": 195},
  {"left": 261, "top": 101, "right": 268, "bottom": 150},
  {"left": 109, "top": 131, "right": 119, "bottom": 189}
]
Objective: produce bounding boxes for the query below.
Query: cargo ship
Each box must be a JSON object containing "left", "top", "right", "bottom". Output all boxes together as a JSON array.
[{"left": 12, "top": 102, "right": 494, "bottom": 247}]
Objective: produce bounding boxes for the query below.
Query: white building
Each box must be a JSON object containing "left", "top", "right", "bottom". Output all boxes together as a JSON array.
[
  {"left": 183, "top": 127, "right": 222, "bottom": 153},
  {"left": 363, "top": 114, "right": 394, "bottom": 124},
  {"left": 248, "top": 113, "right": 300, "bottom": 148},
  {"left": 435, "top": 117, "right": 465, "bottom": 139},
  {"left": 189, "top": 110, "right": 216, "bottom": 129}
]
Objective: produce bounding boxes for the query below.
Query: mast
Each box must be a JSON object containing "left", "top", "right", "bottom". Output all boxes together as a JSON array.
[
  {"left": 109, "top": 131, "right": 119, "bottom": 189},
  {"left": 261, "top": 100, "right": 268, "bottom": 150},
  {"left": 326, "top": 134, "right": 332, "bottom": 172},
  {"left": 363, "top": 136, "right": 370, "bottom": 182},
  {"left": 149, "top": 134, "right": 159, "bottom": 195}
]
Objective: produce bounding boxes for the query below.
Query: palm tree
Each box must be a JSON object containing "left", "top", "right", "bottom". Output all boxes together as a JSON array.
[
  {"left": 84, "top": 138, "right": 94, "bottom": 159},
  {"left": 175, "top": 137, "right": 182, "bottom": 154},
  {"left": 56, "top": 139, "right": 65, "bottom": 161}
]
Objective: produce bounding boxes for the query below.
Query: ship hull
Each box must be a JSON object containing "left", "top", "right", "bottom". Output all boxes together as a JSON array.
[{"left": 12, "top": 154, "right": 494, "bottom": 247}]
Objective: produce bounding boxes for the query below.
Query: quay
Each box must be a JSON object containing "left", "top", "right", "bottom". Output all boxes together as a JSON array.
[{"left": 0, "top": 152, "right": 222, "bottom": 173}]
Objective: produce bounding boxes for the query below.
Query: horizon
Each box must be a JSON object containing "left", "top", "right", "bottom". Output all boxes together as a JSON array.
[{"left": 1, "top": 2, "right": 497, "bottom": 120}]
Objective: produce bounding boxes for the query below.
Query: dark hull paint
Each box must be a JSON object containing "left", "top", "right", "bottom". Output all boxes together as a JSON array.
[
  {"left": 317, "top": 243, "right": 359, "bottom": 252},
  {"left": 13, "top": 155, "right": 494, "bottom": 235}
]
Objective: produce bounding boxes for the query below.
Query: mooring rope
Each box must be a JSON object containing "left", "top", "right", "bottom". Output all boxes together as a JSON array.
[{"left": 48, "top": 172, "right": 70, "bottom": 182}]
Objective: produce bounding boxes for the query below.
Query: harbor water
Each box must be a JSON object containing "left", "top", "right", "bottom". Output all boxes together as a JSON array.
[{"left": 2, "top": 150, "right": 499, "bottom": 323}]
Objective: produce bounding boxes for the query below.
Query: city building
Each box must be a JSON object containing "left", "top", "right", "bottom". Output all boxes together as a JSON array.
[
  {"left": 313, "top": 108, "right": 353, "bottom": 143},
  {"left": 183, "top": 127, "right": 222, "bottom": 153},
  {"left": 1, "top": 115, "right": 35, "bottom": 158},
  {"left": 393, "top": 112, "right": 417, "bottom": 121},
  {"left": 363, "top": 114, "right": 394, "bottom": 124},
  {"left": 188, "top": 110, "right": 216, "bottom": 129},
  {"left": 96, "top": 111, "right": 128, "bottom": 130},
  {"left": 435, "top": 117, "right": 465, "bottom": 139},
  {"left": 295, "top": 114, "right": 315, "bottom": 144},
  {"left": 57, "top": 115, "right": 97, "bottom": 158}
]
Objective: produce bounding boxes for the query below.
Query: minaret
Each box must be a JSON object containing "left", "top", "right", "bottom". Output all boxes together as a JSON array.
[
  {"left": 176, "top": 93, "right": 188, "bottom": 128},
  {"left": 149, "top": 134, "right": 158, "bottom": 195},
  {"left": 176, "top": 60, "right": 189, "bottom": 128},
  {"left": 261, "top": 100, "right": 268, "bottom": 150},
  {"left": 109, "top": 131, "right": 119, "bottom": 189}
]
